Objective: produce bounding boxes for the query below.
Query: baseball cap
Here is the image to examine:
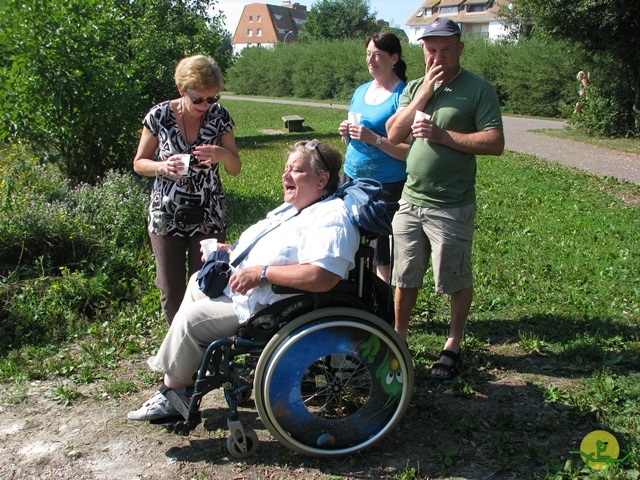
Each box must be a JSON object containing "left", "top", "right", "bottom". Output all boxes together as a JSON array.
[{"left": 417, "top": 18, "right": 461, "bottom": 40}]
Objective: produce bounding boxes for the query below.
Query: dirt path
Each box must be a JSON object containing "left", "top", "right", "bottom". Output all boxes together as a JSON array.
[
  {"left": 1, "top": 353, "right": 593, "bottom": 480},
  {"left": 0, "top": 376, "right": 458, "bottom": 479}
]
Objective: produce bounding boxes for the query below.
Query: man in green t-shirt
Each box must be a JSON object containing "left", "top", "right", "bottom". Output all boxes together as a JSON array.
[{"left": 386, "top": 18, "right": 504, "bottom": 380}]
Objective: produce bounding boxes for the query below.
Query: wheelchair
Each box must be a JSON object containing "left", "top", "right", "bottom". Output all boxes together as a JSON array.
[{"left": 156, "top": 229, "right": 415, "bottom": 458}]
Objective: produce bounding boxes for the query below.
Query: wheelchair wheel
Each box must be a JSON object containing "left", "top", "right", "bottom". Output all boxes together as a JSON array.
[
  {"left": 227, "top": 428, "right": 259, "bottom": 458},
  {"left": 254, "top": 308, "right": 413, "bottom": 457}
]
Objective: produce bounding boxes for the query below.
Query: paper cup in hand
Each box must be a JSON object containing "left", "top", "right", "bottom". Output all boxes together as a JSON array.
[
  {"left": 414, "top": 110, "right": 431, "bottom": 123},
  {"left": 175, "top": 154, "right": 190, "bottom": 176},
  {"left": 347, "top": 112, "right": 361, "bottom": 126},
  {"left": 200, "top": 239, "right": 218, "bottom": 258}
]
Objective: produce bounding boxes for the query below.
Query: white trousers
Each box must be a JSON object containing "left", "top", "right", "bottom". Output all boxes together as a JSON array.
[{"left": 147, "top": 274, "right": 239, "bottom": 385}]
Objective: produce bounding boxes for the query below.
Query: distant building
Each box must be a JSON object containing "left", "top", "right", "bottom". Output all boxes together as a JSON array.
[
  {"left": 231, "top": 1, "right": 307, "bottom": 55},
  {"left": 406, "top": 0, "right": 508, "bottom": 43}
]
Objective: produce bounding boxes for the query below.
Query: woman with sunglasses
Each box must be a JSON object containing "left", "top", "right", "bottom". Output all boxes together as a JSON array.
[
  {"left": 338, "top": 32, "right": 410, "bottom": 283},
  {"left": 133, "top": 55, "right": 241, "bottom": 325}
]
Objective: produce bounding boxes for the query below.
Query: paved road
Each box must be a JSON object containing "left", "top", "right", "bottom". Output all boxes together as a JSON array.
[
  {"left": 503, "top": 116, "right": 640, "bottom": 185},
  {"left": 225, "top": 96, "right": 640, "bottom": 185}
]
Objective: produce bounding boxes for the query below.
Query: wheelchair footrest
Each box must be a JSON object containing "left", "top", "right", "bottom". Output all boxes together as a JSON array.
[{"left": 156, "top": 412, "right": 202, "bottom": 436}]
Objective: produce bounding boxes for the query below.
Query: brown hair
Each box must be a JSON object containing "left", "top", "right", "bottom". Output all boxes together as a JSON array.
[
  {"left": 289, "top": 140, "right": 342, "bottom": 194},
  {"left": 366, "top": 32, "right": 407, "bottom": 83}
]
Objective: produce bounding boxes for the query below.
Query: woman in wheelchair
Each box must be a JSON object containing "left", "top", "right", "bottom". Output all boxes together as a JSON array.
[{"left": 128, "top": 140, "right": 361, "bottom": 422}]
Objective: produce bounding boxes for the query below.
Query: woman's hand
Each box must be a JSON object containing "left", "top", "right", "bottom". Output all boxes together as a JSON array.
[
  {"left": 347, "top": 124, "right": 376, "bottom": 145},
  {"left": 217, "top": 243, "right": 232, "bottom": 252},
  {"left": 338, "top": 120, "right": 351, "bottom": 138},
  {"left": 193, "top": 144, "right": 224, "bottom": 166},
  {"left": 228, "top": 266, "right": 261, "bottom": 295},
  {"left": 157, "top": 155, "right": 186, "bottom": 181}
]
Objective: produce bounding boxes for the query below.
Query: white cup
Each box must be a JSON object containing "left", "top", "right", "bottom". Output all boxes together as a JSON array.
[
  {"left": 174, "top": 154, "right": 190, "bottom": 176},
  {"left": 200, "top": 239, "right": 218, "bottom": 258},
  {"left": 347, "top": 112, "right": 361, "bottom": 126},
  {"left": 414, "top": 110, "right": 431, "bottom": 123}
]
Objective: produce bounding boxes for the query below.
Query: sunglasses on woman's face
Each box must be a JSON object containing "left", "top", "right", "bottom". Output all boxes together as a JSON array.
[{"left": 186, "top": 93, "right": 220, "bottom": 105}]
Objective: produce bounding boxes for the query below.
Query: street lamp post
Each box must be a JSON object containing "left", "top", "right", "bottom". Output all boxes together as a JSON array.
[{"left": 283, "top": 31, "right": 294, "bottom": 44}]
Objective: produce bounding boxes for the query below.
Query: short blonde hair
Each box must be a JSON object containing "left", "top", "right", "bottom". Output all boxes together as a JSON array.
[{"left": 175, "top": 55, "right": 224, "bottom": 92}]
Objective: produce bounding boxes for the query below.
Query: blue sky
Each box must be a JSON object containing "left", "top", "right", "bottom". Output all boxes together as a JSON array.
[{"left": 214, "top": 0, "right": 419, "bottom": 36}]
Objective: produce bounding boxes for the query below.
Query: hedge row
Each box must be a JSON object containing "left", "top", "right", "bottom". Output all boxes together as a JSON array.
[{"left": 225, "top": 37, "right": 606, "bottom": 120}]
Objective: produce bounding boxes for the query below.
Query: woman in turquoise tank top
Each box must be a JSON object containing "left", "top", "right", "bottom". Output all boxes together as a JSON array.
[{"left": 338, "top": 32, "right": 410, "bottom": 282}]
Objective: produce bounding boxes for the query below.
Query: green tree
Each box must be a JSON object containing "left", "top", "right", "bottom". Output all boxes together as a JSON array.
[
  {"left": 383, "top": 26, "right": 409, "bottom": 43},
  {"left": 0, "top": 0, "right": 230, "bottom": 183},
  {"left": 218, "top": 29, "right": 234, "bottom": 62},
  {"left": 501, "top": 0, "right": 640, "bottom": 135},
  {"left": 301, "top": 0, "right": 379, "bottom": 41}
]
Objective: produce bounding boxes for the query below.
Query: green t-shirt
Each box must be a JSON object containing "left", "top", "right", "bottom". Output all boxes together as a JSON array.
[{"left": 399, "top": 68, "right": 503, "bottom": 208}]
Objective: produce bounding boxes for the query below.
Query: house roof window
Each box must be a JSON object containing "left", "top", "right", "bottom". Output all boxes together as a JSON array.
[{"left": 467, "top": 3, "right": 487, "bottom": 12}]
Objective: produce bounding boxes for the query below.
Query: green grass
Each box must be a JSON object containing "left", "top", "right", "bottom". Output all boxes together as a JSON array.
[
  {"left": 534, "top": 126, "right": 640, "bottom": 155},
  {"left": 1, "top": 100, "right": 639, "bottom": 478}
]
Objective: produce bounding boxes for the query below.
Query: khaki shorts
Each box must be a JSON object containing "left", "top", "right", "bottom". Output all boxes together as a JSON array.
[{"left": 391, "top": 200, "right": 475, "bottom": 294}]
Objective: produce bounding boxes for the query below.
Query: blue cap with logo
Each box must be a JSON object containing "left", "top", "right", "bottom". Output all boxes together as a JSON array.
[{"left": 418, "top": 18, "right": 462, "bottom": 40}]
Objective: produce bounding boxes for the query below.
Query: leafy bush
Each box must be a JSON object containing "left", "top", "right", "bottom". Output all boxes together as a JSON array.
[
  {"left": 0, "top": 0, "right": 231, "bottom": 183},
  {"left": 565, "top": 80, "right": 638, "bottom": 138},
  {"left": 0, "top": 145, "right": 149, "bottom": 277},
  {"left": 496, "top": 38, "right": 583, "bottom": 118},
  {"left": 0, "top": 145, "right": 152, "bottom": 353},
  {"left": 227, "top": 40, "right": 373, "bottom": 101}
]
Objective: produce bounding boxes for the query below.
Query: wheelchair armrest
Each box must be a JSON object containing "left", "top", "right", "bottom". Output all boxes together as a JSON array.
[{"left": 271, "top": 279, "right": 357, "bottom": 296}]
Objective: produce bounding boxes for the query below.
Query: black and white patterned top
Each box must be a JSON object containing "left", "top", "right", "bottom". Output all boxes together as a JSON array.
[{"left": 144, "top": 100, "right": 235, "bottom": 237}]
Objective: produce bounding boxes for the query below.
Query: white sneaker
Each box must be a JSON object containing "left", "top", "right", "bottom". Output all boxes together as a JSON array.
[{"left": 127, "top": 391, "right": 179, "bottom": 421}]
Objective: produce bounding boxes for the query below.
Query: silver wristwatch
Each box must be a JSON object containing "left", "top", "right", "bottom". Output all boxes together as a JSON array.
[
  {"left": 259, "top": 265, "right": 269, "bottom": 285},
  {"left": 375, "top": 135, "right": 383, "bottom": 146}
]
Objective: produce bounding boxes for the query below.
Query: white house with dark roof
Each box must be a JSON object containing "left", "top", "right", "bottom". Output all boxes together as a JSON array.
[{"left": 406, "top": 0, "right": 508, "bottom": 43}]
